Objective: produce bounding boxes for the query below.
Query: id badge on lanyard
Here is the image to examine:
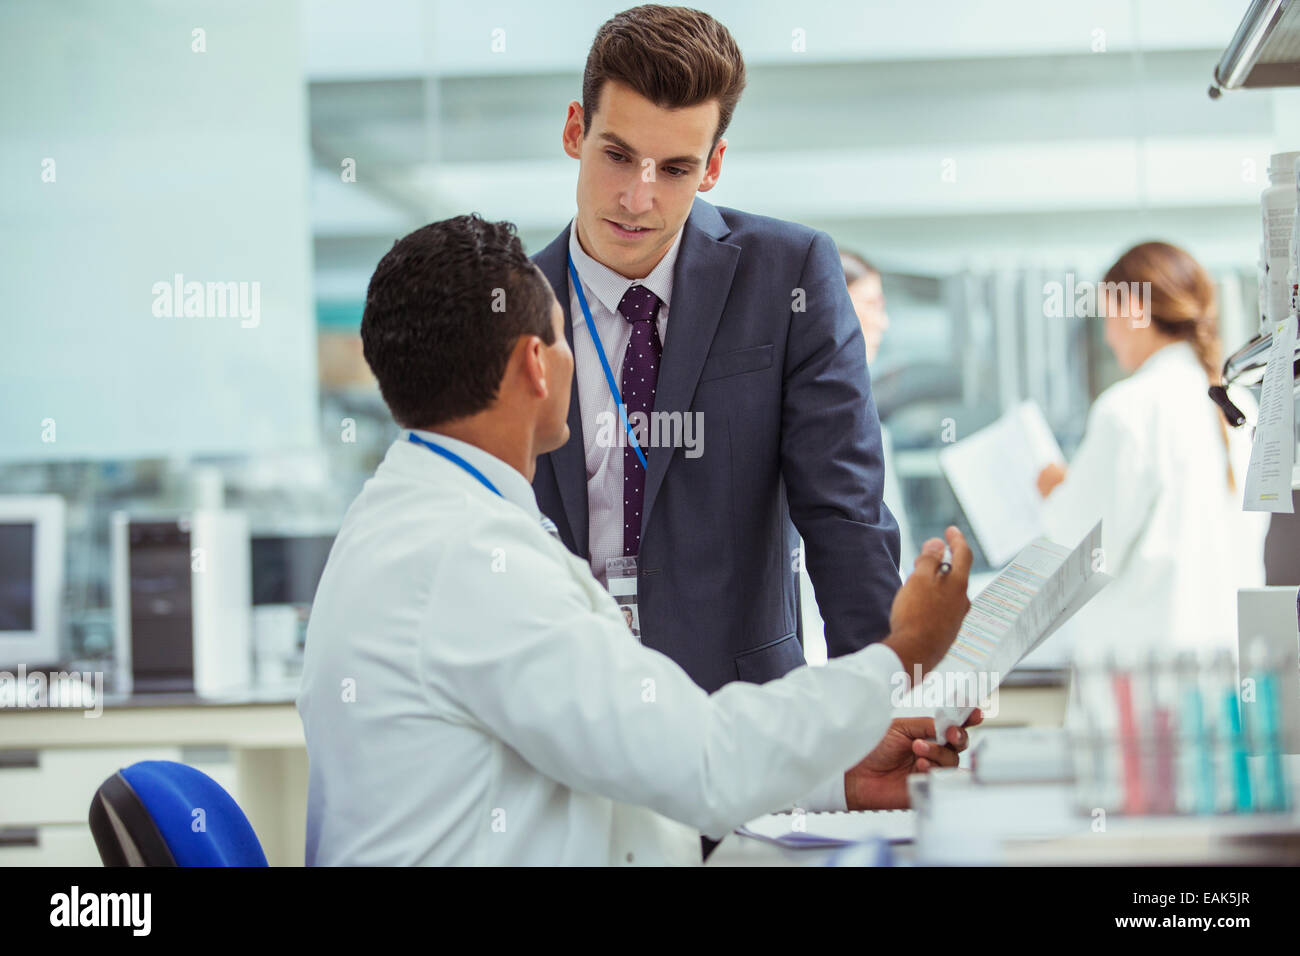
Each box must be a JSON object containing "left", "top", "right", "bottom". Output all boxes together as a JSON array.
[
  {"left": 606, "top": 556, "right": 641, "bottom": 642},
  {"left": 569, "top": 251, "right": 649, "bottom": 641}
]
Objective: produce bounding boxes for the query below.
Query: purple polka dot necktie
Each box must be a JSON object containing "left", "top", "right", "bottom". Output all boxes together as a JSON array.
[{"left": 618, "top": 283, "right": 662, "bottom": 557}]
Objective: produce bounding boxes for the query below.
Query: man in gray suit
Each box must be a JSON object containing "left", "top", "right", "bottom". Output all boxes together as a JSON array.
[{"left": 532, "top": 5, "right": 901, "bottom": 693}]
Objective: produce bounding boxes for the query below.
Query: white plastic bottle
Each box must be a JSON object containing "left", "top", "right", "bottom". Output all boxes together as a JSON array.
[{"left": 1261, "top": 151, "right": 1300, "bottom": 332}]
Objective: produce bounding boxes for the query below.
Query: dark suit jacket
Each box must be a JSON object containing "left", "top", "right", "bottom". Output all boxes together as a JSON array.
[{"left": 531, "top": 198, "right": 901, "bottom": 693}]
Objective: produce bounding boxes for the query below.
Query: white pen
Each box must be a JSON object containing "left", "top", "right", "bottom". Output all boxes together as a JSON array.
[{"left": 938, "top": 544, "right": 953, "bottom": 574}]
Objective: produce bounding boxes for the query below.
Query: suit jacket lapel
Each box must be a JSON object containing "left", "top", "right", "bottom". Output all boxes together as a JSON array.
[
  {"left": 641, "top": 200, "right": 739, "bottom": 533},
  {"left": 532, "top": 201, "right": 740, "bottom": 555},
  {"left": 532, "top": 224, "right": 590, "bottom": 555}
]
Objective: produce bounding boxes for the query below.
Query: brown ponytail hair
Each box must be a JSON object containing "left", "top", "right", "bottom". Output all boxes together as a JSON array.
[{"left": 1103, "top": 241, "right": 1235, "bottom": 491}]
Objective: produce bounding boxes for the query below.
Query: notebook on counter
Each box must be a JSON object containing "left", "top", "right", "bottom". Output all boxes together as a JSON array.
[{"left": 735, "top": 809, "right": 916, "bottom": 849}]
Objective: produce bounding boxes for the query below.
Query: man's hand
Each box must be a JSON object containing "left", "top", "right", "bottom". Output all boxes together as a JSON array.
[
  {"left": 883, "top": 526, "right": 972, "bottom": 681},
  {"left": 843, "top": 710, "right": 984, "bottom": 810}
]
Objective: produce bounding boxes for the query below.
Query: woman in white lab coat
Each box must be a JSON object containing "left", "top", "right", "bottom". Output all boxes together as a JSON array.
[{"left": 1035, "top": 241, "right": 1268, "bottom": 658}]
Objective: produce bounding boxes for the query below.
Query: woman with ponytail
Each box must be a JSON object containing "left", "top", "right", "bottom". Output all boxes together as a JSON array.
[{"left": 1035, "top": 241, "right": 1268, "bottom": 655}]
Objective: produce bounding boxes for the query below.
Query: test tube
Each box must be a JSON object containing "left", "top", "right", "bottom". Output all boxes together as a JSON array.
[
  {"left": 1067, "top": 656, "right": 1113, "bottom": 813},
  {"left": 1243, "top": 638, "right": 1290, "bottom": 813},
  {"left": 1112, "top": 659, "right": 1145, "bottom": 816},
  {"left": 1145, "top": 648, "right": 1178, "bottom": 815},
  {"left": 1212, "top": 649, "right": 1253, "bottom": 813},
  {"left": 1174, "top": 650, "right": 1214, "bottom": 816}
]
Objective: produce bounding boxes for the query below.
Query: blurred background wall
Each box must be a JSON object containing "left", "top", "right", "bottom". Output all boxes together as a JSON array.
[{"left": 0, "top": 0, "right": 317, "bottom": 462}]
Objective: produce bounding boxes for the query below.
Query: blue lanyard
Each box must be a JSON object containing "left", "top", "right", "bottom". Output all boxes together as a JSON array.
[
  {"left": 407, "top": 432, "right": 503, "bottom": 498},
  {"left": 567, "top": 253, "right": 649, "bottom": 471}
]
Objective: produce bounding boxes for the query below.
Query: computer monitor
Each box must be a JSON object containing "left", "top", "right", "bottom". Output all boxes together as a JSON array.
[
  {"left": 248, "top": 533, "right": 334, "bottom": 687},
  {"left": 0, "top": 495, "right": 65, "bottom": 669},
  {"left": 250, "top": 534, "right": 334, "bottom": 607}
]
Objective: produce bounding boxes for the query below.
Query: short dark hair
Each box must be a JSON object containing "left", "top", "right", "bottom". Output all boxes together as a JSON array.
[
  {"left": 361, "top": 214, "right": 556, "bottom": 429},
  {"left": 582, "top": 5, "right": 747, "bottom": 159}
]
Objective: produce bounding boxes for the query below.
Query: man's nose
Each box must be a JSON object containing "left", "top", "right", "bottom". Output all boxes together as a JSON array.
[{"left": 620, "top": 175, "right": 655, "bottom": 216}]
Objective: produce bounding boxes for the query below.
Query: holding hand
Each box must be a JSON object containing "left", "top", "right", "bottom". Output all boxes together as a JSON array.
[
  {"left": 843, "top": 710, "right": 984, "bottom": 810},
  {"left": 883, "top": 526, "right": 972, "bottom": 680}
]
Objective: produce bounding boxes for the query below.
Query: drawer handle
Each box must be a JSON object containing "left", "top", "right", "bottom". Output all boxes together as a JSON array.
[
  {"left": 0, "top": 751, "right": 38, "bottom": 770},
  {"left": 0, "top": 827, "right": 39, "bottom": 848}
]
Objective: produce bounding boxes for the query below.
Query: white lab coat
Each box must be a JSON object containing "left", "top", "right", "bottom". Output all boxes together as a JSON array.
[
  {"left": 1039, "top": 341, "right": 1268, "bottom": 661},
  {"left": 297, "top": 431, "right": 902, "bottom": 866}
]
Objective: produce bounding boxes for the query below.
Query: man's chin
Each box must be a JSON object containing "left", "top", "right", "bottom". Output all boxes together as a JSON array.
[{"left": 539, "top": 423, "right": 571, "bottom": 456}]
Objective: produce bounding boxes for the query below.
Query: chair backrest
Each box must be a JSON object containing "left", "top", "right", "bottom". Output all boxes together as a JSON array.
[{"left": 89, "top": 760, "right": 268, "bottom": 866}]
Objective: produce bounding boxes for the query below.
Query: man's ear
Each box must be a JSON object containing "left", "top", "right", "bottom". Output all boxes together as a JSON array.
[
  {"left": 562, "top": 101, "right": 584, "bottom": 160},
  {"left": 698, "top": 137, "right": 726, "bottom": 193},
  {"left": 520, "top": 334, "right": 548, "bottom": 397}
]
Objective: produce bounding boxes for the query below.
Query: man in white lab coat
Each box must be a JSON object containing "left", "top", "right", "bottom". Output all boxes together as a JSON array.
[{"left": 297, "top": 214, "right": 976, "bottom": 866}]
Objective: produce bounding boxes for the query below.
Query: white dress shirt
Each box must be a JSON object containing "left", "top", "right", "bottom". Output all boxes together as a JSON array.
[
  {"left": 1040, "top": 341, "right": 1268, "bottom": 662},
  {"left": 567, "top": 218, "right": 683, "bottom": 585},
  {"left": 297, "top": 430, "right": 899, "bottom": 865}
]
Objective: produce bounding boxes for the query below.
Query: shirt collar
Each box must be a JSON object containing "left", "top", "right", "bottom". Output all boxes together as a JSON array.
[
  {"left": 405, "top": 429, "right": 541, "bottom": 520},
  {"left": 567, "top": 214, "right": 684, "bottom": 316}
]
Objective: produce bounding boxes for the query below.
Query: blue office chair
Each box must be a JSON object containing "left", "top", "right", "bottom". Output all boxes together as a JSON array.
[{"left": 88, "top": 760, "right": 268, "bottom": 866}]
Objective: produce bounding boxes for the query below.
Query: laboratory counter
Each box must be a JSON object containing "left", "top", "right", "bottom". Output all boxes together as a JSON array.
[{"left": 0, "top": 675, "right": 1068, "bottom": 867}]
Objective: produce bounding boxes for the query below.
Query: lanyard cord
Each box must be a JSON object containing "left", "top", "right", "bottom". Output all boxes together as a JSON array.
[
  {"left": 407, "top": 432, "right": 503, "bottom": 498},
  {"left": 567, "top": 254, "right": 650, "bottom": 471}
]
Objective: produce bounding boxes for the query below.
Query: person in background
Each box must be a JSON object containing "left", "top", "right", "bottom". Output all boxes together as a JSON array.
[
  {"left": 1035, "top": 241, "right": 1268, "bottom": 657},
  {"left": 841, "top": 251, "right": 891, "bottom": 365},
  {"left": 842, "top": 249, "right": 912, "bottom": 561}
]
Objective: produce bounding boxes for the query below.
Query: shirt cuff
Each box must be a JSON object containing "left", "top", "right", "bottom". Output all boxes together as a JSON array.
[
  {"left": 797, "top": 770, "right": 848, "bottom": 812},
  {"left": 792, "top": 643, "right": 904, "bottom": 813}
]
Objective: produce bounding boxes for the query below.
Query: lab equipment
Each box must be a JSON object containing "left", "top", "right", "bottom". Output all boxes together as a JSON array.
[
  {"left": 970, "top": 727, "right": 1074, "bottom": 784},
  {"left": 1236, "top": 586, "right": 1300, "bottom": 753},
  {"left": 111, "top": 510, "right": 251, "bottom": 697},
  {"left": 1069, "top": 645, "right": 1292, "bottom": 818},
  {"left": 0, "top": 494, "right": 65, "bottom": 669},
  {"left": 1217, "top": 311, "right": 1300, "bottom": 497},
  {"left": 1243, "top": 640, "right": 1288, "bottom": 811},
  {"left": 910, "top": 767, "right": 1086, "bottom": 865},
  {"left": 249, "top": 532, "right": 333, "bottom": 685},
  {"left": 1242, "top": 315, "right": 1297, "bottom": 511}
]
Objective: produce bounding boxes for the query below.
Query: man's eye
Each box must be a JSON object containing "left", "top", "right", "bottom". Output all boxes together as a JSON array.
[
  {"left": 665, "top": 167, "right": 687, "bottom": 177},
  {"left": 606, "top": 150, "right": 628, "bottom": 163}
]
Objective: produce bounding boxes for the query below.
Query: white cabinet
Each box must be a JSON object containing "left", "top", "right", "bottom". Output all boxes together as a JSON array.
[{"left": 0, "top": 703, "right": 305, "bottom": 866}]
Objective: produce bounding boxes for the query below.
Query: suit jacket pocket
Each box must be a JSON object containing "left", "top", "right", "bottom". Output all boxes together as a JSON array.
[
  {"left": 699, "top": 343, "right": 774, "bottom": 383},
  {"left": 734, "top": 632, "right": 805, "bottom": 684}
]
